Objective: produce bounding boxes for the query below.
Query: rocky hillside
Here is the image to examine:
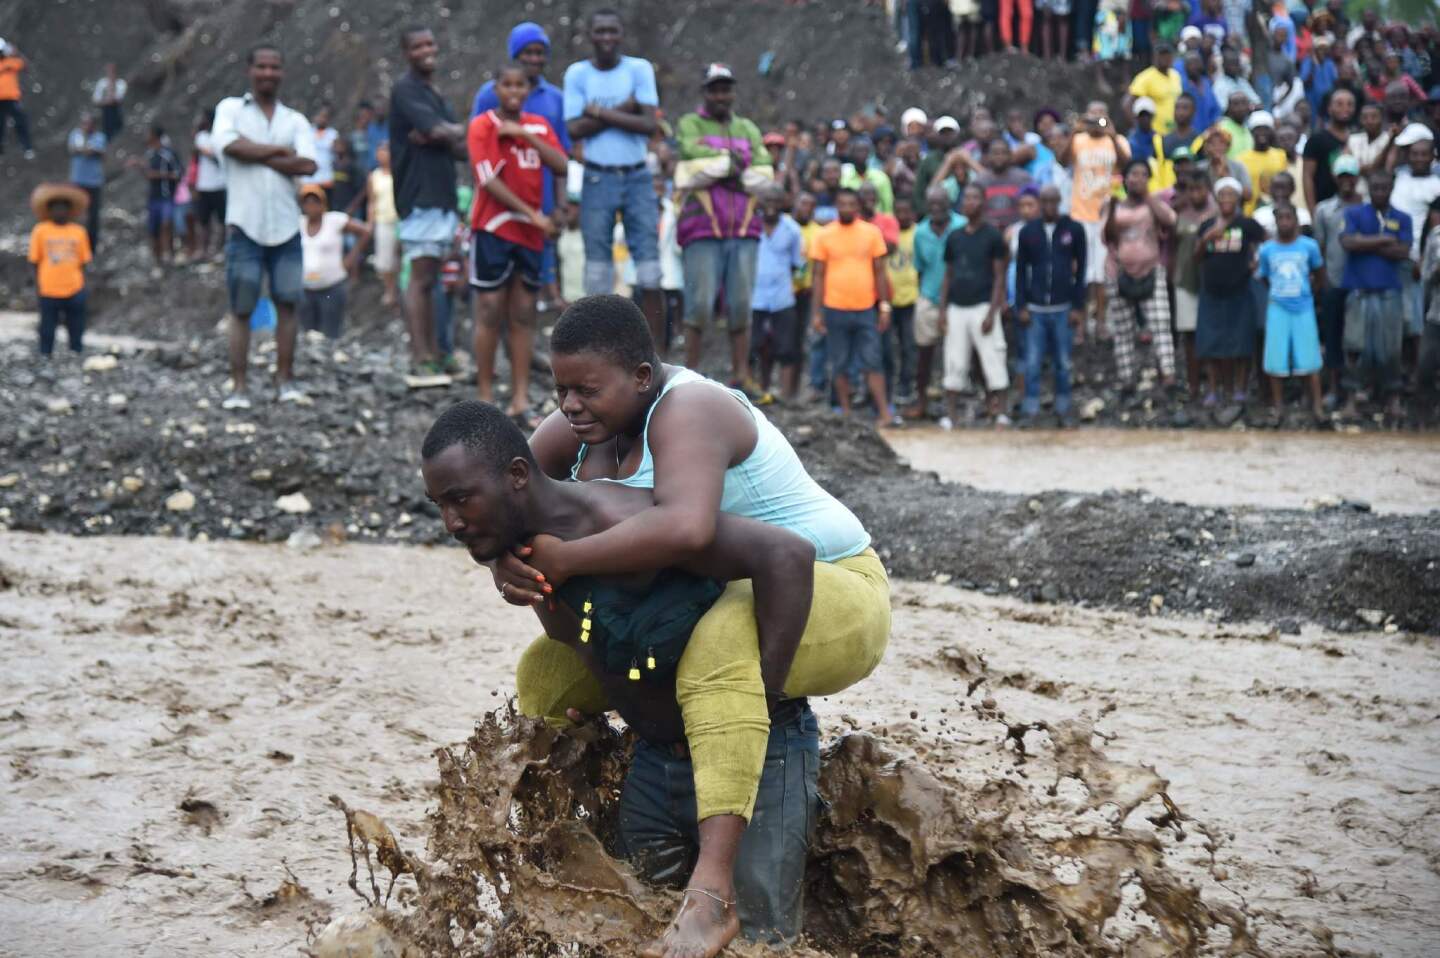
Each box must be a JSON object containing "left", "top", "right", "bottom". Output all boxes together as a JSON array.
[{"left": 1, "top": 0, "right": 1109, "bottom": 225}]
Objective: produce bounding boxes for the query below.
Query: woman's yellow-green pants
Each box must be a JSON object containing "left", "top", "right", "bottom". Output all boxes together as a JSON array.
[{"left": 516, "top": 549, "right": 890, "bottom": 822}]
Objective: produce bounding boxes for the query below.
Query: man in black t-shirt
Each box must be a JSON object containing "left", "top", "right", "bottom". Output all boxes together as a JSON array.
[
  {"left": 1303, "top": 86, "right": 1356, "bottom": 217},
  {"left": 390, "top": 25, "right": 465, "bottom": 378},
  {"left": 939, "top": 182, "right": 1010, "bottom": 428}
]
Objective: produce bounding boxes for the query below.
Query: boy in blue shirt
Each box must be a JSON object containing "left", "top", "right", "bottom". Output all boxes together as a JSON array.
[
  {"left": 1257, "top": 204, "right": 1326, "bottom": 425},
  {"left": 1340, "top": 170, "right": 1413, "bottom": 417}
]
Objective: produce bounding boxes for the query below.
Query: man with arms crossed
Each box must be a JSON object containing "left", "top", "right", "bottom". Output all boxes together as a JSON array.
[{"left": 212, "top": 44, "right": 317, "bottom": 409}]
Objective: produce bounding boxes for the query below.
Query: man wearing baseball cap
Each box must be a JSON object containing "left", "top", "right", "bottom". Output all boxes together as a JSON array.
[
  {"left": 472, "top": 23, "right": 572, "bottom": 309},
  {"left": 675, "top": 62, "right": 773, "bottom": 390},
  {"left": 1238, "top": 110, "right": 1286, "bottom": 214},
  {"left": 1127, "top": 98, "right": 1162, "bottom": 166},
  {"left": 911, "top": 115, "right": 961, "bottom": 210}
]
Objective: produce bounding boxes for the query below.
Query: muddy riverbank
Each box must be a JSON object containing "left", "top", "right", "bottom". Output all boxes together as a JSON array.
[{"left": 1, "top": 532, "right": 1435, "bottom": 956}]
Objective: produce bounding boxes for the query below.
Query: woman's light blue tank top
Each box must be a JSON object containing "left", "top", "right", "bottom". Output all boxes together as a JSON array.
[{"left": 571, "top": 367, "right": 870, "bottom": 562}]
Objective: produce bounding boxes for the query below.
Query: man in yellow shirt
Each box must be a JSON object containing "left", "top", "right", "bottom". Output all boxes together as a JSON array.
[
  {"left": 1125, "top": 42, "right": 1183, "bottom": 134},
  {"left": 1238, "top": 111, "right": 1288, "bottom": 214},
  {"left": 27, "top": 184, "right": 92, "bottom": 354}
]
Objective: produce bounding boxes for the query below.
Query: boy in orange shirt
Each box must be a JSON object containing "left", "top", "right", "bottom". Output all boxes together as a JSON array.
[{"left": 27, "top": 184, "right": 93, "bottom": 355}]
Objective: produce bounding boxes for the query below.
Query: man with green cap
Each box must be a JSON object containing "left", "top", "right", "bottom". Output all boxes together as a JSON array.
[{"left": 675, "top": 62, "right": 772, "bottom": 389}]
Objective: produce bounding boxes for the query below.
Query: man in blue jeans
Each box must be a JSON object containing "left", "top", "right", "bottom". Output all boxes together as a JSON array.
[
  {"left": 1014, "top": 184, "right": 1086, "bottom": 423},
  {"left": 809, "top": 188, "right": 893, "bottom": 429},
  {"left": 391, "top": 25, "right": 465, "bottom": 379},
  {"left": 211, "top": 44, "right": 317, "bottom": 409},
  {"left": 563, "top": 8, "right": 665, "bottom": 347},
  {"left": 471, "top": 22, "right": 572, "bottom": 311}
]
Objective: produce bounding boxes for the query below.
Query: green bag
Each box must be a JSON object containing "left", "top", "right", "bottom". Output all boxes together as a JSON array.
[{"left": 557, "top": 570, "right": 724, "bottom": 683}]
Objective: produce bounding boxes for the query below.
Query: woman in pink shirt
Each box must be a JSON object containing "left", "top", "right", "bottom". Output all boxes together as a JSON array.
[{"left": 1102, "top": 158, "right": 1178, "bottom": 392}]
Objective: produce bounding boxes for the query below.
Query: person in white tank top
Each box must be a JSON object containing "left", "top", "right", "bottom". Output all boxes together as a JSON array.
[{"left": 489, "top": 295, "right": 891, "bottom": 957}]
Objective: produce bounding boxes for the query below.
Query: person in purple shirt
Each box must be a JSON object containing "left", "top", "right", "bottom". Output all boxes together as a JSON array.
[{"left": 471, "top": 23, "right": 572, "bottom": 306}]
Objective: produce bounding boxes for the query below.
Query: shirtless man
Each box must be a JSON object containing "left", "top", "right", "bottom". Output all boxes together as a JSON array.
[{"left": 421, "top": 400, "right": 821, "bottom": 951}]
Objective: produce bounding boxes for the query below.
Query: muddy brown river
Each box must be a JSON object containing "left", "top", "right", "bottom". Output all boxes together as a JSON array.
[
  {"left": 1, "top": 532, "right": 1436, "bottom": 956},
  {"left": 885, "top": 428, "right": 1440, "bottom": 515}
]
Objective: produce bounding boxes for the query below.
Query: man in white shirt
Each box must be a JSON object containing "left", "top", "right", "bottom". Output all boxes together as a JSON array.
[
  {"left": 1389, "top": 126, "right": 1440, "bottom": 372},
  {"left": 211, "top": 44, "right": 317, "bottom": 409}
]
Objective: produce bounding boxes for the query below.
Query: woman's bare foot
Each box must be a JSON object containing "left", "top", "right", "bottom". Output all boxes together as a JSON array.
[{"left": 640, "top": 887, "right": 740, "bottom": 958}]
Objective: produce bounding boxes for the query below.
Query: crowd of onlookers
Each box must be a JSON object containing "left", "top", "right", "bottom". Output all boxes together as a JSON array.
[{"left": 14, "top": 4, "right": 1440, "bottom": 423}]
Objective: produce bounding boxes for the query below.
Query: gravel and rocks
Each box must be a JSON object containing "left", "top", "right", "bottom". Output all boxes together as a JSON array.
[{"left": 2, "top": 330, "right": 1435, "bottom": 634}]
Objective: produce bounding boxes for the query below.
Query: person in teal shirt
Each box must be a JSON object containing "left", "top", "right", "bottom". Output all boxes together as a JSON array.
[
  {"left": 1257, "top": 203, "right": 1325, "bottom": 424},
  {"left": 906, "top": 187, "right": 966, "bottom": 419}
]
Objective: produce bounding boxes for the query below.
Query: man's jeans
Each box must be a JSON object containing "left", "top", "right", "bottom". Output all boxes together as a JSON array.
[
  {"left": 618, "top": 700, "right": 821, "bottom": 945},
  {"left": 1022, "top": 308, "right": 1073, "bottom": 416},
  {"left": 1348, "top": 289, "right": 1404, "bottom": 398},
  {"left": 683, "top": 237, "right": 758, "bottom": 332},
  {"left": 580, "top": 164, "right": 660, "bottom": 294},
  {"left": 39, "top": 292, "right": 87, "bottom": 355}
]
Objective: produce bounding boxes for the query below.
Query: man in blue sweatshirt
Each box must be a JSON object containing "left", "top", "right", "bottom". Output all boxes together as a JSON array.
[{"left": 1014, "top": 184, "right": 1087, "bottom": 423}]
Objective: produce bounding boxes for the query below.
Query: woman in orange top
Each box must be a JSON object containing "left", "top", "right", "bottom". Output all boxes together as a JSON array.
[
  {"left": 27, "top": 184, "right": 92, "bottom": 354},
  {"left": 0, "top": 42, "right": 33, "bottom": 157}
]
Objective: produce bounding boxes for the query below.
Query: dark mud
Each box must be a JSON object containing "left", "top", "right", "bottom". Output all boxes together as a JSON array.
[
  {"left": 315, "top": 703, "right": 1255, "bottom": 957},
  {"left": 2, "top": 335, "right": 1436, "bottom": 633}
]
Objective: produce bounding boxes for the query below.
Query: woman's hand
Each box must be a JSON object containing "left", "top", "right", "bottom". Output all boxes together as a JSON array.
[
  {"left": 525, "top": 534, "right": 571, "bottom": 589},
  {"left": 491, "top": 542, "right": 550, "bottom": 606}
]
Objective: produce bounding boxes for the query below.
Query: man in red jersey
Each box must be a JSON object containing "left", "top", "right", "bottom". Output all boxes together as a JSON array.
[{"left": 467, "top": 63, "right": 569, "bottom": 427}]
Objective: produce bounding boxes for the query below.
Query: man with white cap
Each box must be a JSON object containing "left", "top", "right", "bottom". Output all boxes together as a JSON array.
[
  {"left": 901, "top": 107, "right": 929, "bottom": 139},
  {"left": 1127, "top": 98, "right": 1163, "bottom": 166},
  {"left": 1388, "top": 124, "right": 1440, "bottom": 377},
  {"left": 911, "top": 115, "right": 961, "bottom": 210},
  {"left": 1238, "top": 110, "right": 1286, "bottom": 214}
]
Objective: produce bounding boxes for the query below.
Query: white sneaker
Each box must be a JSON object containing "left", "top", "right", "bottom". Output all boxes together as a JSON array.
[
  {"left": 994, "top": 413, "right": 1013, "bottom": 428},
  {"left": 221, "top": 391, "right": 251, "bottom": 411},
  {"left": 278, "top": 384, "right": 306, "bottom": 404},
  {"left": 938, "top": 416, "right": 954, "bottom": 431}
]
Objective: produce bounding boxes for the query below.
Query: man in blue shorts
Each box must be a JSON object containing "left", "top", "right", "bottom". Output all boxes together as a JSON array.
[
  {"left": 472, "top": 23, "right": 572, "bottom": 312},
  {"left": 211, "top": 44, "right": 317, "bottom": 409},
  {"left": 563, "top": 8, "right": 665, "bottom": 346}
]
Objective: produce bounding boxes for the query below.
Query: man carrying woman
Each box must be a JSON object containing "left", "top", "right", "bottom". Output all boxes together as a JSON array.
[{"left": 488, "top": 294, "right": 892, "bottom": 958}]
